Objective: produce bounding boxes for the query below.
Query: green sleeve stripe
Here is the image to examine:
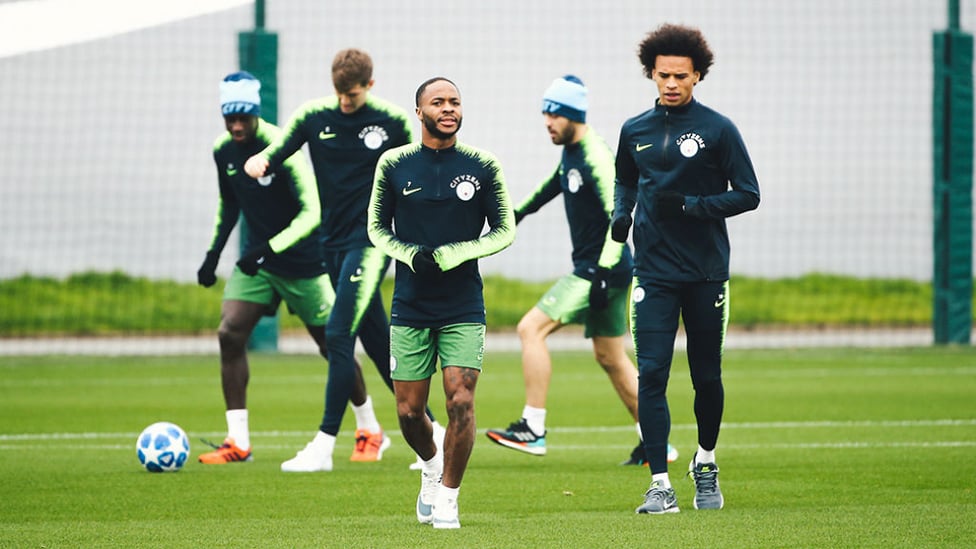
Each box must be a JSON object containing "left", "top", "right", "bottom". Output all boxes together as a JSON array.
[
  {"left": 583, "top": 131, "right": 616, "bottom": 215},
  {"left": 207, "top": 138, "right": 239, "bottom": 254},
  {"left": 583, "top": 131, "right": 626, "bottom": 269},
  {"left": 368, "top": 144, "right": 423, "bottom": 267},
  {"left": 515, "top": 167, "right": 560, "bottom": 215},
  {"left": 206, "top": 193, "right": 226, "bottom": 251},
  {"left": 261, "top": 99, "right": 334, "bottom": 165},
  {"left": 367, "top": 96, "right": 412, "bottom": 121},
  {"left": 244, "top": 121, "right": 321, "bottom": 253},
  {"left": 367, "top": 95, "right": 415, "bottom": 142},
  {"left": 348, "top": 246, "right": 389, "bottom": 335},
  {"left": 268, "top": 147, "right": 320, "bottom": 253},
  {"left": 213, "top": 133, "right": 232, "bottom": 150},
  {"left": 294, "top": 97, "right": 339, "bottom": 117},
  {"left": 254, "top": 119, "right": 281, "bottom": 142},
  {"left": 435, "top": 145, "right": 515, "bottom": 271}
]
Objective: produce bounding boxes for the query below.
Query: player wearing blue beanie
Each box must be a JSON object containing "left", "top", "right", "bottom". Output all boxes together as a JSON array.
[
  {"left": 197, "top": 71, "right": 336, "bottom": 466},
  {"left": 219, "top": 71, "right": 261, "bottom": 116},
  {"left": 487, "top": 74, "right": 678, "bottom": 469},
  {"left": 541, "top": 74, "right": 588, "bottom": 123}
]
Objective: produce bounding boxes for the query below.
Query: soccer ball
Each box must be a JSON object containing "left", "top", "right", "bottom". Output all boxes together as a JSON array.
[{"left": 136, "top": 422, "right": 190, "bottom": 473}]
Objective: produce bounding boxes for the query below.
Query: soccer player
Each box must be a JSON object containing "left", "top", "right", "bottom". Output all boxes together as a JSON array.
[
  {"left": 367, "top": 77, "right": 515, "bottom": 529},
  {"left": 245, "top": 49, "right": 443, "bottom": 471},
  {"left": 196, "top": 71, "right": 342, "bottom": 464},
  {"left": 611, "top": 24, "right": 760, "bottom": 514},
  {"left": 485, "top": 75, "right": 677, "bottom": 467}
]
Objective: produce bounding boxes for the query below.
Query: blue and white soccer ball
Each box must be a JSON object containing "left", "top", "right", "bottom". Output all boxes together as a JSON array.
[{"left": 136, "top": 422, "right": 190, "bottom": 473}]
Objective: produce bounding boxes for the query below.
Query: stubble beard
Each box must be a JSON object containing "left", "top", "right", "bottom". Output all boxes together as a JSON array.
[{"left": 423, "top": 113, "right": 462, "bottom": 141}]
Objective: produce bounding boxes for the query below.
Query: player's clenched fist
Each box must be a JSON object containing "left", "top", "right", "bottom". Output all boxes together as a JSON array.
[{"left": 244, "top": 154, "right": 270, "bottom": 178}]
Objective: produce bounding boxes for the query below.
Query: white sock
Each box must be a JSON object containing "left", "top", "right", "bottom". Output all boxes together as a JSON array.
[
  {"left": 522, "top": 405, "right": 546, "bottom": 436},
  {"left": 226, "top": 409, "right": 249, "bottom": 450},
  {"left": 651, "top": 472, "right": 671, "bottom": 489},
  {"left": 431, "top": 420, "right": 446, "bottom": 448},
  {"left": 312, "top": 430, "right": 336, "bottom": 456},
  {"left": 351, "top": 396, "right": 381, "bottom": 432},
  {"left": 422, "top": 450, "right": 443, "bottom": 476},
  {"left": 696, "top": 446, "right": 716, "bottom": 465},
  {"left": 437, "top": 484, "right": 459, "bottom": 505},
  {"left": 635, "top": 422, "right": 643, "bottom": 440}
]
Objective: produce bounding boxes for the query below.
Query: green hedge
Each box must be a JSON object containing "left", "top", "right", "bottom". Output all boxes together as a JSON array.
[{"left": 0, "top": 271, "right": 971, "bottom": 336}]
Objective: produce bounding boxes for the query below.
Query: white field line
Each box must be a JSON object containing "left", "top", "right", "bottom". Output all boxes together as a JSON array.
[
  {"left": 2, "top": 419, "right": 973, "bottom": 443},
  {"left": 0, "top": 328, "right": 953, "bottom": 356},
  {"left": 555, "top": 440, "right": 976, "bottom": 451},
  {"left": 5, "top": 441, "right": 976, "bottom": 452}
]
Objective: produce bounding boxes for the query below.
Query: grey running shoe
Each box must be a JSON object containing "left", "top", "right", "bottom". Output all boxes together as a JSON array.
[
  {"left": 635, "top": 480, "right": 680, "bottom": 514},
  {"left": 688, "top": 460, "right": 724, "bottom": 510}
]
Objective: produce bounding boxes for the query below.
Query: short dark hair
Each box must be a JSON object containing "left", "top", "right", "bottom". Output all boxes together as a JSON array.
[
  {"left": 414, "top": 76, "right": 458, "bottom": 107},
  {"left": 331, "top": 48, "right": 373, "bottom": 92},
  {"left": 638, "top": 23, "right": 714, "bottom": 81}
]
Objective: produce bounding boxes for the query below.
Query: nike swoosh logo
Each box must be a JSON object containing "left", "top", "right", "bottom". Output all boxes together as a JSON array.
[
  {"left": 714, "top": 295, "right": 726, "bottom": 308},
  {"left": 349, "top": 274, "right": 364, "bottom": 282},
  {"left": 319, "top": 131, "right": 337, "bottom": 140},
  {"left": 226, "top": 168, "right": 238, "bottom": 176},
  {"left": 403, "top": 187, "right": 422, "bottom": 196},
  {"left": 635, "top": 143, "right": 653, "bottom": 152}
]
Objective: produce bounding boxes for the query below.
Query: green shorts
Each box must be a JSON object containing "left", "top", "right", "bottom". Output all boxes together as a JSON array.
[
  {"left": 223, "top": 267, "right": 335, "bottom": 326},
  {"left": 389, "top": 323, "right": 486, "bottom": 381},
  {"left": 536, "top": 273, "right": 628, "bottom": 338}
]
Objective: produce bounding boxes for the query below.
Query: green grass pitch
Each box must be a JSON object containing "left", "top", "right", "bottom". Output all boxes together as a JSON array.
[{"left": 1, "top": 346, "right": 974, "bottom": 548}]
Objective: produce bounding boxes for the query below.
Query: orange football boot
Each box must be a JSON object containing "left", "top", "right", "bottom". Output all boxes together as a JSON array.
[
  {"left": 198, "top": 438, "right": 252, "bottom": 464},
  {"left": 349, "top": 428, "right": 391, "bottom": 462}
]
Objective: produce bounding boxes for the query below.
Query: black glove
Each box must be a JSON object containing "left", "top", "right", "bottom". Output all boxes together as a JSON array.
[
  {"left": 197, "top": 251, "right": 219, "bottom": 288},
  {"left": 610, "top": 213, "right": 632, "bottom": 243},
  {"left": 654, "top": 191, "right": 685, "bottom": 220},
  {"left": 588, "top": 267, "right": 610, "bottom": 311},
  {"left": 236, "top": 242, "right": 273, "bottom": 276},
  {"left": 514, "top": 210, "right": 525, "bottom": 225},
  {"left": 411, "top": 247, "right": 442, "bottom": 276}
]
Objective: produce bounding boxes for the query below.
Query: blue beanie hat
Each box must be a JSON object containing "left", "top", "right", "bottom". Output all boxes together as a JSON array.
[
  {"left": 220, "top": 71, "right": 261, "bottom": 116},
  {"left": 542, "top": 75, "right": 587, "bottom": 123}
]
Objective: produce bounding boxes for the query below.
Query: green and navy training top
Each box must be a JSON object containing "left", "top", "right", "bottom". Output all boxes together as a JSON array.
[
  {"left": 515, "top": 128, "right": 633, "bottom": 288},
  {"left": 208, "top": 119, "right": 324, "bottom": 278},
  {"left": 260, "top": 95, "right": 413, "bottom": 252},
  {"left": 368, "top": 142, "right": 516, "bottom": 328},
  {"left": 614, "top": 99, "right": 760, "bottom": 282}
]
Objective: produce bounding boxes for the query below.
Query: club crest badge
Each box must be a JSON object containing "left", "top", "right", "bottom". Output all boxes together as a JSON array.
[
  {"left": 567, "top": 168, "right": 583, "bottom": 193},
  {"left": 676, "top": 132, "right": 705, "bottom": 158},
  {"left": 451, "top": 174, "right": 481, "bottom": 201},
  {"left": 359, "top": 125, "right": 389, "bottom": 150}
]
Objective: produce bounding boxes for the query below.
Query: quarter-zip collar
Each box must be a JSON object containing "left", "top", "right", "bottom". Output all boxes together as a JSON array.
[{"left": 654, "top": 97, "right": 697, "bottom": 116}]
